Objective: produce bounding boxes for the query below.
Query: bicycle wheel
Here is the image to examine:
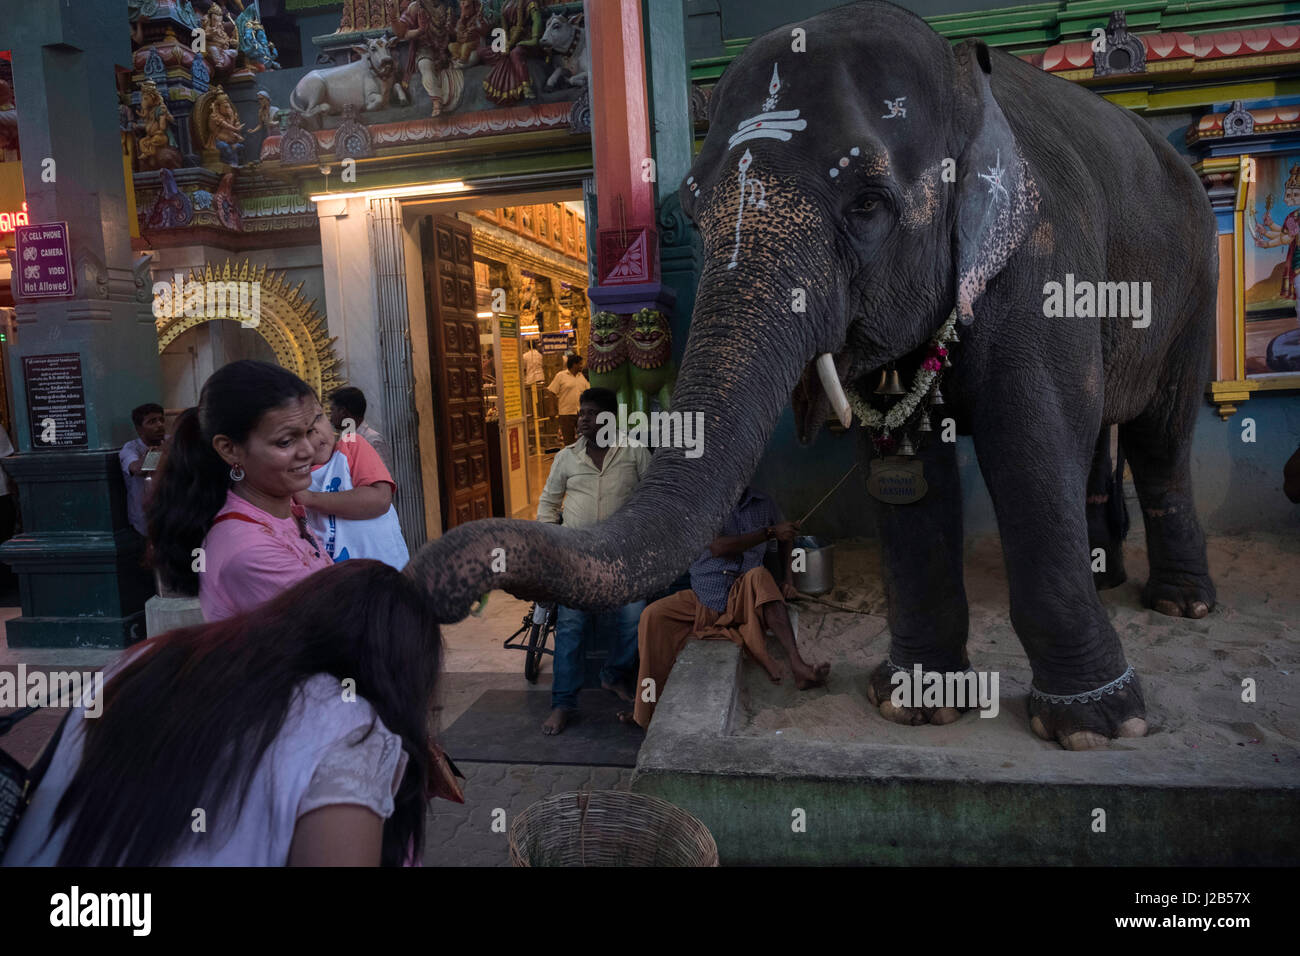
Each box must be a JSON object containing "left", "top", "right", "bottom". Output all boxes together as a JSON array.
[{"left": 524, "top": 615, "right": 548, "bottom": 683}]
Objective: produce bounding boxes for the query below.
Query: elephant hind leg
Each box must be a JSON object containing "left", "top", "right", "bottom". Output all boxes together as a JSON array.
[
  {"left": 1119, "top": 356, "right": 1215, "bottom": 619},
  {"left": 1086, "top": 425, "right": 1129, "bottom": 590}
]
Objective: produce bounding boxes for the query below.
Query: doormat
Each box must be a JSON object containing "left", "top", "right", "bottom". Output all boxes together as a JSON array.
[{"left": 440, "top": 688, "right": 642, "bottom": 768}]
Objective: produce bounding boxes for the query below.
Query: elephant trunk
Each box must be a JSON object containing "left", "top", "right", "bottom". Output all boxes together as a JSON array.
[{"left": 405, "top": 259, "right": 835, "bottom": 623}]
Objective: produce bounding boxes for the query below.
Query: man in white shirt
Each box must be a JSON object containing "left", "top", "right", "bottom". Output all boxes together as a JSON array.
[
  {"left": 547, "top": 353, "right": 589, "bottom": 446},
  {"left": 523, "top": 339, "right": 544, "bottom": 385},
  {"left": 536, "top": 386, "right": 650, "bottom": 735},
  {"left": 119, "top": 403, "right": 167, "bottom": 537}
]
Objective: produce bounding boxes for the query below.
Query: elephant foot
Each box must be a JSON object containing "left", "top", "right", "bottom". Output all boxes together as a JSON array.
[
  {"left": 1142, "top": 571, "right": 1214, "bottom": 619},
  {"left": 865, "top": 659, "right": 968, "bottom": 727},
  {"left": 1027, "top": 666, "right": 1147, "bottom": 750}
]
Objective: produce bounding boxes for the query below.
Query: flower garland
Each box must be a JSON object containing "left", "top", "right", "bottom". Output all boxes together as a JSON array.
[{"left": 844, "top": 310, "right": 958, "bottom": 448}]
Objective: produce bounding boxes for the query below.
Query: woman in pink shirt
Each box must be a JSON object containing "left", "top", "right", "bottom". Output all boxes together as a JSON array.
[{"left": 148, "top": 360, "right": 333, "bottom": 620}]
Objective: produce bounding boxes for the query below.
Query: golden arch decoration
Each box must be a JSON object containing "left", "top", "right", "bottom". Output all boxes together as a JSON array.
[{"left": 153, "top": 258, "right": 344, "bottom": 398}]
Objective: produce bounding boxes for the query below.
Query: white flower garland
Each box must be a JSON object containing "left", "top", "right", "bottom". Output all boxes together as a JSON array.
[{"left": 844, "top": 310, "right": 959, "bottom": 434}]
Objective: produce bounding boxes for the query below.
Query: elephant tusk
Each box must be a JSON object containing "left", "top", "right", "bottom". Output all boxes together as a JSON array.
[{"left": 816, "top": 353, "right": 853, "bottom": 428}]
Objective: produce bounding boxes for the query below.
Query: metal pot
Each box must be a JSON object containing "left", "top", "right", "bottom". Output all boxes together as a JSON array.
[{"left": 792, "top": 544, "right": 835, "bottom": 597}]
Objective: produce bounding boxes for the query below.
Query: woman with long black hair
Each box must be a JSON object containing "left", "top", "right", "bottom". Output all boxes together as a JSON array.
[
  {"left": 4, "top": 559, "right": 442, "bottom": 866},
  {"left": 149, "top": 360, "right": 333, "bottom": 620}
]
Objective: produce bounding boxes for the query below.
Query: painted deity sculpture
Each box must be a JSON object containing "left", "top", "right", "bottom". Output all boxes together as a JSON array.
[
  {"left": 587, "top": 310, "right": 633, "bottom": 408},
  {"left": 135, "top": 80, "right": 184, "bottom": 171},
  {"left": 449, "top": 0, "right": 490, "bottom": 68},
  {"left": 290, "top": 35, "right": 407, "bottom": 118},
  {"left": 247, "top": 90, "right": 281, "bottom": 164},
  {"left": 236, "top": 7, "right": 281, "bottom": 72},
  {"left": 627, "top": 308, "right": 677, "bottom": 413},
  {"left": 480, "top": 0, "right": 544, "bottom": 105},
  {"left": 540, "top": 13, "right": 589, "bottom": 89},
  {"left": 393, "top": 0, "right": 463, "bottom": 117},
  {"left": 201, "top": 3, "right": 240, "bottom": 79},
  {"left": 195, "top": 86, "right": 245, "bottom": 167}
]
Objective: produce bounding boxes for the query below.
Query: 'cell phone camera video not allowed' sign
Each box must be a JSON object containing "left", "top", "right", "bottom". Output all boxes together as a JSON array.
[{"left": 14, "top": 221, "right": 74, "bottom": 298}]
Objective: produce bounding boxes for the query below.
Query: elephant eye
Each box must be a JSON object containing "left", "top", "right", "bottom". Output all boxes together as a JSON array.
[{"left": 859, "top": 198, "right": 879, "bottom": 214}]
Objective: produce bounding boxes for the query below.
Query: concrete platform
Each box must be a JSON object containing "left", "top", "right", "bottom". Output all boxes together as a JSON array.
[{"left": 630, "top": 637, "right": 1300, "bottom": 866}]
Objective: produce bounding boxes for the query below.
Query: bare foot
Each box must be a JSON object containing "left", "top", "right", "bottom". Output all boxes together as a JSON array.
[
  {"left": 542, "top": 708, "right": 570, "bottom": 735},
  {"left": 602, "top": 678, "right": 634, "bottom": 704},
  {"left": 792, "top": 659, "right": 831, "bottom": 690},
  {"left": 616, "top": 711, "right": 643, "bottom": 731}
]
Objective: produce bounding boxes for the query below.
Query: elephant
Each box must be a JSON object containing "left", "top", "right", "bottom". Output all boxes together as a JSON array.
[{"left": 405, "top": 1, "right": 1218, "bottom": 750}]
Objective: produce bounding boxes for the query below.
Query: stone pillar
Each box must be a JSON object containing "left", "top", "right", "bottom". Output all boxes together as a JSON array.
[{"left": 0, "top": 0, "right": 163, "bottom": 647}]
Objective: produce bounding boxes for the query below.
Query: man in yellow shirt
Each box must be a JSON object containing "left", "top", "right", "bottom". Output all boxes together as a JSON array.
[
  {"left": 547, "top": 353, "right": 589, "bottom": 446},
  {"left": 536, "top": 387, "right": 651, "bottom": 734}
]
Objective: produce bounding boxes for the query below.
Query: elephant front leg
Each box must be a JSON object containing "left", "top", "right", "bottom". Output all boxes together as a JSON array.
[
  {"left": 1086, "top": 426, "right": 1128, "bottom": 590},
  {"left": 974, "top": 416, "right": 1147, "bottom": 750},
  {"left": 862, "top": 431, "right": 972, "bottom": 726}
]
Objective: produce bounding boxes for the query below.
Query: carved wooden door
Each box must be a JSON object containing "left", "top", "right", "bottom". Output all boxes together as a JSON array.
[{"left": 422, "top": 214, "right": 491, "bottom": 529}]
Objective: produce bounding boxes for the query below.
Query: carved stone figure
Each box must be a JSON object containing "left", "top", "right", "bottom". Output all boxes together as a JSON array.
[
  {"left": 236, "top": 5, "right": 281, "bottom": 71},
  {"left": 540, "top": 12, "right": 589, "bottom": 89},
  {"left": 246, "top": 89, "right": 281, "bottom": 163},
  {"left": 393, "top": 0, "right": 463, "bottom": 117},
  {"left": 449, "top": 0, "right": 490, "bottom": 68},
  {"left": 201, "top": 2, "right": 240, "bottom": 79},
  {"left": 587, "top": 311, "right": 633, "bottom": 409},
  {"left": 627, "top": 308, "right": 677, "bottom": 412},
  {"left": 195, "top": 85, "right": 245, "bottom": 167},
  {"left": 480, "top": 0, "right": 543, "bottom": 105},
  {"left": 135, "top": 80, "right": 184, "bottom": 170},
  {"left": 290, "top": 35, "right": 408, "bottom": 119}
]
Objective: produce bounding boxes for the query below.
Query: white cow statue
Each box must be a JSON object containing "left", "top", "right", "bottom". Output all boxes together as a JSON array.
[
  {"left": 540, "top": 14, "right": 589, "bottom": 90},
  {"left": 290, "top": 36, "right": 408, "bottom": 118}
]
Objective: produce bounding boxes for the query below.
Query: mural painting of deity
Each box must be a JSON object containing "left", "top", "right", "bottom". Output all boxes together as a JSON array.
[{"left": 1245, "top": 157, "right": 1300, "bottom": 373}]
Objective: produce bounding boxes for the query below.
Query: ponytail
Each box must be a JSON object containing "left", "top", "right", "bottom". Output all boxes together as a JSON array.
[{"left": 148, "top": 407, "right": 228, "bottom": 594}]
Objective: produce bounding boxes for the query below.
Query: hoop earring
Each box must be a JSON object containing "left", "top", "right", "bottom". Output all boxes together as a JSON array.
[{"left": 230, "top": 464, "right": 245, "bottom": 482}]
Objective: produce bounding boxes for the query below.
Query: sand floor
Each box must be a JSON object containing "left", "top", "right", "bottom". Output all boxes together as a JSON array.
[{"left": 737, "top": 531, "right": 1300, "bottom": 766}]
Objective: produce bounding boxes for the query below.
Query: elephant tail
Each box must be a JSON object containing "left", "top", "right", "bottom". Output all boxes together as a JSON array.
[{"left": 1110, "top": 440, "right": 1130, "bottom": 542}]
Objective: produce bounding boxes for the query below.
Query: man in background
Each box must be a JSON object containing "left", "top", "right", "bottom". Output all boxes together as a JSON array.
[
  {"left": 536, "top": 387, "right": 650, "bottom": 735},
  {"left": 120, "top": 402, "right": 167, "bottom": 537},
  {"left": 547, "top": 353, "right": 589, "bottom": 446},
  {"left": 329, "top": 386, "right": 393, "bottom": 475}
]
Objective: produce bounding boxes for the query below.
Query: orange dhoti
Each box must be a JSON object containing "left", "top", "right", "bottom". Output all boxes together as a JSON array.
[{"left": 633, "top": 566, "right": 784, "bottom": 728}]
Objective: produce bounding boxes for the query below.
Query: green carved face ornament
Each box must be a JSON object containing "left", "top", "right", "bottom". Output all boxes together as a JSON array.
[
  {"left": 587, "top": 310, "right": 627, "bottom": 373},
  {"left": 628, "top": 308, "right": 671, "bottom": 370}
]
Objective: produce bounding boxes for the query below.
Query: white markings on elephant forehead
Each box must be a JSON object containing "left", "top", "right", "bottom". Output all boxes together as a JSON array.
[
  {"left": 882, "top": 97, "right": 907, "bottom": 119},
  {"left": 729, "top": 147, "right": 768, "bottom": 270},
  {"left": 829, "top": 145, "right": 861, "bottom": 179},
  {"left": 728, "top": 62, "right": 807, "bottom": 151}
]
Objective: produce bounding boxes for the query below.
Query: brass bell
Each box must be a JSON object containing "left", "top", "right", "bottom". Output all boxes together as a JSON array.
[
  {"left": 929, "top": 386, "right": 945, "bottom": 406},
  {"left": 942, "top": 354, "right": 953, "bottom": 369},
  {"left": 916, "top": 413, "right": 933, "bottom": 432},
  {"left": 875, "top": 365, "right": 905, "bottom": 395},
  {"left": 897, "top": 433, "right": 916, "bottom": 456}
]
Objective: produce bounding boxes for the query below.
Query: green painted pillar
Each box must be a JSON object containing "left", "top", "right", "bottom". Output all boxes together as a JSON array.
[
  {"left": 643, "top": 0, "right": 701, "bottom": 365},
  {"left": 0, "top": 0, "right": 163, "bottom": 647}
]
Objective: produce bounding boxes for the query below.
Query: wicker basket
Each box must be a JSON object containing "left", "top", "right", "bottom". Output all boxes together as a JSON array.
[{"left": 508, "top": 790, "right": 719, "bottom": 867}]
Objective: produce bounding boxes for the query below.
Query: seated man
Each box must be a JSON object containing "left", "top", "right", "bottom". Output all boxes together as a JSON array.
[
  {"left": 624, "top": 486, "right": 830, "bottom": 729},
  {"left": 536, "top": 387, "right": 651, "bottom": 735}
]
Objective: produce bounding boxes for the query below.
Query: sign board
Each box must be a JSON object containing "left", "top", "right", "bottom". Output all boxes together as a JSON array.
[
  {"left": 498, "top": 317, "right": 523, "bottom": 422},
  {"left": 23, "top": 353, "right": 88, "bottom": 448},
  {"left": 866, "top": 457, "right": 927, "bottom": 504},
  {"left": 540, "top": 332, "right": 570, "bottom": 355},
  {"left": 14, "top": 222, "right": 74, "bottom": 298}
]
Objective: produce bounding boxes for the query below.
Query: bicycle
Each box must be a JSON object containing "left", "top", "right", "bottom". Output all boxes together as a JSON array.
[{"left": 503, "top": 600, "right": 556, "bottom": 683}]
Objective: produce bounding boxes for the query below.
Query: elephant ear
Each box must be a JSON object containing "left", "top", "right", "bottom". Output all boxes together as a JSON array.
[{"left": 952, "top": 40, "right": 1039, "bottom": 326}]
